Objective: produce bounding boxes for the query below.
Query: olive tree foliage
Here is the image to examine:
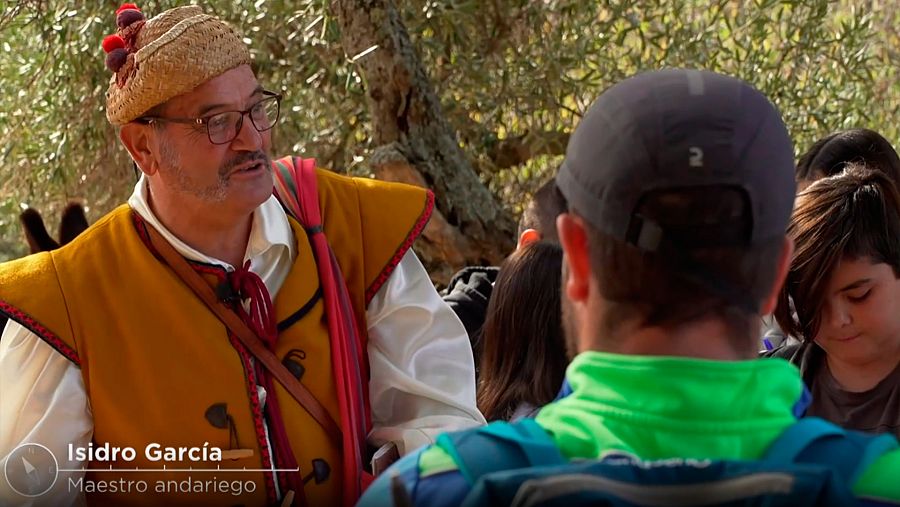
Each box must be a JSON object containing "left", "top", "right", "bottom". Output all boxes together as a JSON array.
[{"left": 0, "top": 0, "right": 897, "bottom": 278}]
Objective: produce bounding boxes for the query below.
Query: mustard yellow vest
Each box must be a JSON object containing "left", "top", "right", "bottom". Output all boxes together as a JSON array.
[{"left": 0, "top": 169, "right": 432, "bottom": 506}]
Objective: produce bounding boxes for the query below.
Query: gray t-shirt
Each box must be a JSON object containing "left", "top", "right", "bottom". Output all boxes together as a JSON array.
[{"left": 808, "top": 359, "right": 900, "bottom": 438}]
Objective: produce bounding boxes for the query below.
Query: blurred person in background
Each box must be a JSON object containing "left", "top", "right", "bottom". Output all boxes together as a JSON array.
[{"left": 476, "top": 241, "right": 567, "bottom": 421}]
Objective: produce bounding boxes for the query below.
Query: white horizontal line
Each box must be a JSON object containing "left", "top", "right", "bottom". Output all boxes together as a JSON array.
[{"left": 59, "top": 468, "right": 299, "bottom": 473}]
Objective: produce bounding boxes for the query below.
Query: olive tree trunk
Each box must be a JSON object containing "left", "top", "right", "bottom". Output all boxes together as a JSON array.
[{"left": 332, "top": 0, "right": 516, "bottom": 283}]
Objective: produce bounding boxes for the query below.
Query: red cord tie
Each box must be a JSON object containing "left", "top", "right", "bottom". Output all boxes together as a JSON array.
[{"left": 229, "top": 260, "right": 277, "bottom": 348}]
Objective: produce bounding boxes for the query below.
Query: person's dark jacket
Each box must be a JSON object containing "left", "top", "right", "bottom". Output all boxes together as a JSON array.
[
  {"left": 762, "top": 340, "right": 823, "bottom": 389},
  {"left": 441, "top": 266, "right": 499, "bottom": 371}
]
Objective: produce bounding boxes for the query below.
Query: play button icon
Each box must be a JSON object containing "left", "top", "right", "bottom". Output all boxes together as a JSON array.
[{"left": 4, "top": 443, "right": 59, "bottom": 498}]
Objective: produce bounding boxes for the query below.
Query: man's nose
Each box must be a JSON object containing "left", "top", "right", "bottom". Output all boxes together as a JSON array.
[{"left": 231, "top": 114, "right": 263, "bottom": 151}]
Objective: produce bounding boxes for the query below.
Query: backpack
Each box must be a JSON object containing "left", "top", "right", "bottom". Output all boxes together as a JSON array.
[{"left": 413, "top": 417, "right": 898, "bottom": 507}]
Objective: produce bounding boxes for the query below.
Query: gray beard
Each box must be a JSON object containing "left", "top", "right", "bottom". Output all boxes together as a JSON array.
[{"left": 158, "top": 138, "right": 270, "bottom": 203}]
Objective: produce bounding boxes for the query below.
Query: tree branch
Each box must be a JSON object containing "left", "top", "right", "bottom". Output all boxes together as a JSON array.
[{"left": 485, "top": 130, "right": 570, "bottom": 170}]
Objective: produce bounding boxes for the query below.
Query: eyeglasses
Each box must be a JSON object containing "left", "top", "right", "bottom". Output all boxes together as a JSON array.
[{"left": 138, "top": 91, "right": 282, "bottom": 145}]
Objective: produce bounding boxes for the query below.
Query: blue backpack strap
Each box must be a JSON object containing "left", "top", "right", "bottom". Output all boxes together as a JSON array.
[
  {"left": 435, "top": 419, "right": 566, "bottom": 485},
  {"left": 764, "top": 417, "right": 899, "bottom": 484},
  {"left": 763, "top": 417, "right": 845, "bottom": 462}
]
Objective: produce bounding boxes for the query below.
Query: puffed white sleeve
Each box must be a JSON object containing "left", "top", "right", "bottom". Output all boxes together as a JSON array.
[
  {"left": 365, "top": 250, "right": 486, "bottom": 455},
  {"left": 0, "top": 320, "right": 91, "bottom": 506}
]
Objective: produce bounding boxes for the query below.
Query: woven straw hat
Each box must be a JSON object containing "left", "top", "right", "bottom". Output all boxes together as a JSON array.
[{"left": 105, "top": 5, "right": 251, "bottom": 126}]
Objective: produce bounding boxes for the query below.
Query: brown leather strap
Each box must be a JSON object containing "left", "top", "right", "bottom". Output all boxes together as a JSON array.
[{"left": 143, "top": 221, "right": 343, "bottom": 447}]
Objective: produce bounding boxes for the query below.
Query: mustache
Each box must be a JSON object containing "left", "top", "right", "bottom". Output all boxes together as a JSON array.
[{"left": 220, "top": 151, "right": 270, "bottom": 176}]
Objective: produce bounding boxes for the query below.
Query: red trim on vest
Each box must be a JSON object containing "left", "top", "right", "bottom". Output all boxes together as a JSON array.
[
  {"left": 130, "top": 211, "right": 161, "bottom": 261},
  {"left": 0, "top": 301, "right": 80, "bottom": 366},
  {"left": 364, "top": 190, "right": 435, "bottom": 306},
  {"left": 228, "top": 332, "right": 279, "bottom": 504},
  {"left": 190, "top": 262, "right": 227, "bottom": 276}
]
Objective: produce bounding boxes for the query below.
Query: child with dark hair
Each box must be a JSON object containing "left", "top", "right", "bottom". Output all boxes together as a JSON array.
[
  {"left": 477, "top": 241, "right": 566, "bottom": 421},
  {"left": 796, "top": 128, "right": 900, "bottom": 190},
  {"left": 769, "top": 165, "right": 900, "bottom": 437},
  {"left": 763, "top": 128, "right": 900, "bottom": 350}
]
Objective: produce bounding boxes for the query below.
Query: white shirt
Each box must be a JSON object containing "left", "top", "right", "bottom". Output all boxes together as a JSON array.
[{"left": 0, "top": 177, "right": 485, "bottom": 506}]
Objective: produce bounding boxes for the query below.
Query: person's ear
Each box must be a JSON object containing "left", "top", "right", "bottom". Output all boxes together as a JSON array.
[
  {"left": 761, "top": 236, "right": 794, "bottom": 315},
  {"left": 516, "top": 229, "right": 541, "bottom": 250},
  {"left": 120, "top": 123, "right": 158, "bottom": 176},
  {"left": 557, "top": 213, "right": 591, "bottom": 303}
]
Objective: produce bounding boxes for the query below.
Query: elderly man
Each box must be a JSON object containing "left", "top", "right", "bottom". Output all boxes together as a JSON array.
[{"left": 0, "top": 4, "right": 483, "bottom": 506}]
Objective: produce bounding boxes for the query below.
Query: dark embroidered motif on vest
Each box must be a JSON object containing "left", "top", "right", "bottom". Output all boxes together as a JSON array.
[{"left": 282, "top": 349, "right": 307, "bottom": 381}]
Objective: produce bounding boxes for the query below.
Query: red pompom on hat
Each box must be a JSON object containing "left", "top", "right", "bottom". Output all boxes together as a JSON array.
[
  {"left": 115, "top": 3, "right": 140, "bottom": 15},
  {"left": 101, "top": 34, "right": 126, "bottom": 54}
]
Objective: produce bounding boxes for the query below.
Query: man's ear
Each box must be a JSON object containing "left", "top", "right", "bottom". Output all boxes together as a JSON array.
[
  {"left": 761, "top": 236, "right": 794, "bottom": 315},
  {"left": 557, "top": 213, "right": 591, "bottom": 303},
  {"left": 119, "top": 123, "right": 158, "bottom": 176},
  {"left": 516, "top": 229, "right": 541, "bottom": 250}
]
